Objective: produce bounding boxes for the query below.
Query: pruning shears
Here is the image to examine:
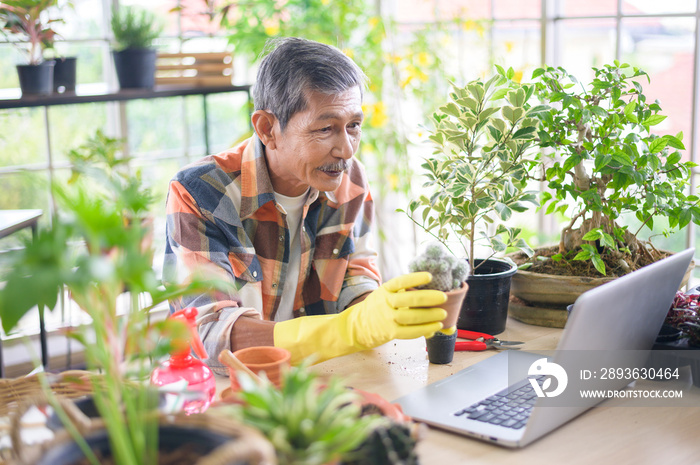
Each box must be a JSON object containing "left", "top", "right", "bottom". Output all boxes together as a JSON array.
[{"left": 455, "top": 329, "right": 523, "bottom": 351}]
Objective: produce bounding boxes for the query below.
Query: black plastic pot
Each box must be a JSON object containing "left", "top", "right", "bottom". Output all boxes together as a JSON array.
[
  {"left": 17, "top": 61, "right": 55, "bottom": 96},
  {"left": 36, "top": 425, "right": 231, "bottom": 465},
  {"left": 426, "top": 331, "right": 457, "bottom": 364},
  {"left": 53, "top": 57, "right": 77, "bottom": 93},
  {"left": 457, "top": 258, "right": 517, "bottom": 335},
  {"left": 112, "top": 48, "right": 157, "bottom": 89}
]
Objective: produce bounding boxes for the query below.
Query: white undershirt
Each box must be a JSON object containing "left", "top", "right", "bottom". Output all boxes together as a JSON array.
[{"left": 273, "top": 189, "right": 309, "bottom": 322}]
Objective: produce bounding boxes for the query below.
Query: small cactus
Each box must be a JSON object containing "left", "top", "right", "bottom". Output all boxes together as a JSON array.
[{"left": 408, "top": 242, "right": 469, "bottom": 292}]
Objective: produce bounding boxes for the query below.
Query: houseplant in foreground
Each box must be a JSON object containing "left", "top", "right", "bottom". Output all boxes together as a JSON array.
[
  {"left": 508, "top": 61, "right": 699, "bottom": 326},
  {"left": 402, "top": 66, "right": 542, "bottom": 334},
  {"left": 0, "top": 0, "right": 60, "bottom": 95},
  {"left": 409, "top": 242, "right": 468, "bottom": 363},
  {"left": 110, "top": 5, "right": 162, "bottom": 89},
  {"left": 218, "top": 361, "right": 419, "bottom": 465},
  {"left": 0, "top": 133, "right": 264, "bottom": 465}
]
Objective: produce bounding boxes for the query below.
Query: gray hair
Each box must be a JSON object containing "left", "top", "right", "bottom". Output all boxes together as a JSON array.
[{"left": 253, "top": 37, "right": 367, "bottom": 131}]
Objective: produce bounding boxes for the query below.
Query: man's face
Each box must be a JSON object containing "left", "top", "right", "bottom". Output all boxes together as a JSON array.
[{"left": 265, "top": 86, "right": 363, "bottom": 196}]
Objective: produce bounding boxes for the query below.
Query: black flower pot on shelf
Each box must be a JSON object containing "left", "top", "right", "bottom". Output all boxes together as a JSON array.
[
  {"left": 112, "top": 48, "right": 157, "bottom": 89},
  {"left": 17, "top": 60, "right": 55, "bottom": 96},
  {"left": 458, "top": 258, "right": 517, "bottom": 335},
  {"left": 53, "top": 57, "right": 77, "bottom": 93}
]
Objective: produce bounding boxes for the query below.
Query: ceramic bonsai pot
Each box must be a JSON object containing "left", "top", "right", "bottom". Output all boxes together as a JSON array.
[{"left": 508, "top": 248, "right": 695, "bottom": 328}]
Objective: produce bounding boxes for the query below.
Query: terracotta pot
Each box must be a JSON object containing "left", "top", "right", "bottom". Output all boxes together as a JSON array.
[
  {"left": 228, "top": 346, "right": 290, "bottom": 391},
  {"left": 440, "top": 281, "right": 469, "bottom": 328}
]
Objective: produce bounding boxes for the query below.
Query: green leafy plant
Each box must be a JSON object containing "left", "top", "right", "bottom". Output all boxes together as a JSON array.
[
  {"left": 0, "top": 0, "right": 60, "bottom": 65},
  {"left": 65, "top": 130, "right": 153, "bottom": 220},
  {"left": 110, "top": 5, "right": 162, "bottom": 51},
  {"left": 408, "top": 242, "right": 468, "bottom": 292},
  {"left": 530, "top": 61, "right": 700, "bottom": 276},
  {"left": 223, "top": 363, "right": 383, "bottom": 465},
  {"left": 0, "top": 131, "right": 233, "bottom": 465},
  {"left": 402, "top": 66, "right": 542, "bottom": 274}
]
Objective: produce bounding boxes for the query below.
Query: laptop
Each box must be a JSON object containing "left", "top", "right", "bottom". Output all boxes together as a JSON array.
[{"left": 394, "top": 248, "right": 694, "bottom": 448}]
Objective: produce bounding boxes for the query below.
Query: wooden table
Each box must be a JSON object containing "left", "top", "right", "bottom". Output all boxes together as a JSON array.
[{"left": 217, "top": 318, "right": 700, "bottom": 464}]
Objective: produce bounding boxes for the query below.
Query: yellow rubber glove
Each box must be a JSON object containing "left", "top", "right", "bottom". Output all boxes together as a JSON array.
[{"left": 274, "top": 272, "right": 447, "bottom": 365}]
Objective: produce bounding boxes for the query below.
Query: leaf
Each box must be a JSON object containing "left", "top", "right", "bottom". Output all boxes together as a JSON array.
[
  {"left": 502, "top": 105, "right": 515, "bottom": 123},
  {"left": 581, "top": 229, "right": 602, "bottom": 241},
  {"left": 591, "top": 255, "right": 606, "bottom": 275},
  {"left": 512, "top": 126, "right": 537, "bottom": 140},
  {"left": 643, "top": 114, "right": 667, "bottom": 126},
  {"left": 648, "top": 138, "right": 668, "bottom": 154},
  {"left": 441, "top": 102, "right": 462, "bottom": 118},
  {"left": 525, "top": 104, "right": 550, "bottom": 116},
  {"left": 594, "top": 154, "right": 613, "bottom": 171},
  {"left": 623, "top": 101, "right": 638, "bottom": 123},
  {"left": 532, "top": 68, "right": 545, "bottom": 79},
  {"left": 478, "top": 106, "right": 500, "bottom": 121},
  {"left": 664, "top": 134, "right": 685, "bottom": 150},
  {"left": 490, "top": 88, "right": 509, "bottom": 101},
  {"left": 494, "top": 202, "right": 512, "bottom": 220}
]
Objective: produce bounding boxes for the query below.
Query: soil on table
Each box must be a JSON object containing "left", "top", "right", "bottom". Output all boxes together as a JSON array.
[{"left": 510, "top": 245, "right": 670, "bottom": 278}]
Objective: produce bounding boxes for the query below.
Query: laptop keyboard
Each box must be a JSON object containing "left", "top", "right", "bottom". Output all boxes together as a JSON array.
[{"left": 453, "top": 376, "right": 546, "bottom": 430}]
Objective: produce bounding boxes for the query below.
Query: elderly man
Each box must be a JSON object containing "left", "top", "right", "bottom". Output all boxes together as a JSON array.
[{"left": 163, "top": 37, "right": 447, "bottom": 373}]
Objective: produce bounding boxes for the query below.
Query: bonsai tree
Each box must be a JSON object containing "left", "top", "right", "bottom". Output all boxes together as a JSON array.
[
  {"left": 530, "top": 61, "right": 700, "bottom": 276},
  {"left": 402, "top": 66, "right": 542, "bottom": 274},
  {"left": 0, "top": 0, "right": 60, "bottom": 65},
  {"left": 0, "top": 132, "right": 234, "bottom": 465},
  {"left": 408, "top": 242, "right": 468, "bottom": 293}
]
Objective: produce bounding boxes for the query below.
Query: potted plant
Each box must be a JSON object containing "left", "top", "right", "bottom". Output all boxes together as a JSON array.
[
  {"left": 40, "top": 0, "right": 76, "bottom": 93},
  {"left": 218, "top": 361, "right": 412, "bottom": 465},
  {"left": 0, "top": 0, "right": 60, "bottom": 95},
  {"left": 0, "top": 132, "right": 266, "bottom": 465},
  {"left": 508, "top": 61, "right": 699, "bottom": 327},
  {"left": 402, "top": 66, "right": 542, "bottom": 334},
  {"left": 110, "top": 5, "right": 162, "bottom": 89},
  {"left": 408, "top": 242, "right": 468, "bottom": 364},
  {"left": 45, "top": 36, "right": 77, "bottom": 93}
]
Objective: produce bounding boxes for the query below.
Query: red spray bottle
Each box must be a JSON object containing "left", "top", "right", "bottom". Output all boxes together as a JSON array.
[{"left": 151, "top": 307, "right": 216, "bottom": 414}]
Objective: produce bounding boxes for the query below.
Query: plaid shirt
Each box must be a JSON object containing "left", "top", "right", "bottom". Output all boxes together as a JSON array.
[{"left": 163, "top": 135, "right": 381, "bottom": 372}]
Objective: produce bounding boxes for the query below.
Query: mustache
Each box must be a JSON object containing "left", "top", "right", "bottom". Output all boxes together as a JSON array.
[{"left": 319, "top": 160, "right": 349, "bottom": 172}]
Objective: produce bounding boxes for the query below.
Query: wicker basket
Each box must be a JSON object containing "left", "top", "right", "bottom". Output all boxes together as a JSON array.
[
  {"left": 0, "top": 371, "right": 93, "bottom": 418},
  {"left": 6, "top": 394, "right": 277, "bottom": 465}
]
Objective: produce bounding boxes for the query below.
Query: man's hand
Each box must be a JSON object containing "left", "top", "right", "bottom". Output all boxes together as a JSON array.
[{"left": 274, "top": 272, "right": 447, "bottom": 364}]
